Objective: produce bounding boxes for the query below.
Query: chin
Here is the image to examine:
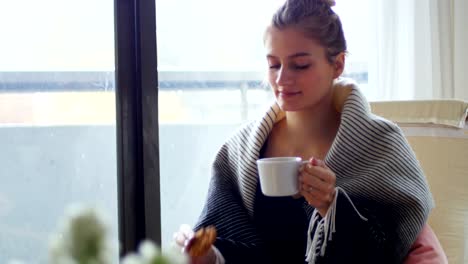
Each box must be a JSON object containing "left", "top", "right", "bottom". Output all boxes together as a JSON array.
[
  {"left": 276, "top": 100, "right": 304, "bottom": 112},
  {"left": 277, "top": 98, "right": 325, "bottom": 112}
]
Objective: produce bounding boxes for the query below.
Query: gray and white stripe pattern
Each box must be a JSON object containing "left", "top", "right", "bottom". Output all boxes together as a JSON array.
[{"left": 196, "top": 83, "right": 434, "bottom": 262}]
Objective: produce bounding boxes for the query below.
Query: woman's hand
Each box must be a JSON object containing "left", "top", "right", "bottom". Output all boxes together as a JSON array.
[
  {"left": 299, "top": 157, "right": 336, "bottom": 217},
  {"left": 174, "top": 224, "right": 217, "bottom": 264}
]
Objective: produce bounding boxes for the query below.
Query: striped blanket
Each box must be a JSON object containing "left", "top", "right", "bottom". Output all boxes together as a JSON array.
[{"left": 195, "top": 79, "right": 434, "bottom": 263}]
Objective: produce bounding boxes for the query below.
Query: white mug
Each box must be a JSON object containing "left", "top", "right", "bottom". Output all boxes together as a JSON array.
[{"left": 256, "top": 157, "right": 308, "bottom": 197}]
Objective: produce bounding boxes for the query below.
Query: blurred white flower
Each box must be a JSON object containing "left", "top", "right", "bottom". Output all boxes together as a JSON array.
[
  {"left": 121, "top": 240, "right": 187, "bottom": 264},
  {"left": 49, "top": 204, "right": 112, "bottom": 264},
  {"left": 121, "top": 253, "right": 142, "bottom": 264},
  {"left": 47, "top": 204, "right": 186, "bottom": 264}
]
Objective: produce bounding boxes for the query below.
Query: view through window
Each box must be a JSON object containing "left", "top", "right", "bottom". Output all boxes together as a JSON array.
[{"left": 0, "top": 1, "right": 118, "bottom": 263}]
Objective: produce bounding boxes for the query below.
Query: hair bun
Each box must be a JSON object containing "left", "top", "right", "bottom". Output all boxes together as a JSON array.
[{"left": 321, "top": 0, "right": 336, "bottom": 7}]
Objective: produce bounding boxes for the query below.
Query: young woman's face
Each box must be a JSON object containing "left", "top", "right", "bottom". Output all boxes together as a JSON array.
[{"left": 264, "top": 26, "right": 344, "bottom": 112}]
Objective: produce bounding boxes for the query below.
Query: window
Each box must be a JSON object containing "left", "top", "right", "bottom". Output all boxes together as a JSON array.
[{"left": 0, "top": 1, "right": 118, "bottom": 263}]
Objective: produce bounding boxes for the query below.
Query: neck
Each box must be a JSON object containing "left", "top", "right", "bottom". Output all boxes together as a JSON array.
[{"left": 283, "top": 92, "right": 341, "bottom": 150}]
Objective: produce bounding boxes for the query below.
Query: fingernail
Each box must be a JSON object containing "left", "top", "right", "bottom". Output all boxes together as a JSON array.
[{"left": 311, "top": 157, "right": 318, "bottom": 166}]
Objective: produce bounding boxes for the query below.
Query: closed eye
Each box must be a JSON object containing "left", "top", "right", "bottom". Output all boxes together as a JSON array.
[
  {"left": 293, "top": 64, "right": 310, "bottom": 70},
  {"left": 269, "top": 64, "right": 281, "bottom": 69}
]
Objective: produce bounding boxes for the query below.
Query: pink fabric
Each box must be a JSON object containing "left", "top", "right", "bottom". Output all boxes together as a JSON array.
[{"left": 403, "top": 224, "right": 447, "bottom": 264}]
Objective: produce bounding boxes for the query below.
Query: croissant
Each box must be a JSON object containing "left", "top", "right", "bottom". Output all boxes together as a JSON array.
[{"left": 186, "top": 226, "right": 217, "bottom": 257}]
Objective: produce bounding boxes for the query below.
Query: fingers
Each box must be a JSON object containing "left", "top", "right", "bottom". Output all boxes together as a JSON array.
[
  {"left": 180, "top": 224, "right": 194, "bottom": 237},
  {"left": 300, "top": 172, "right": 329, "bottom": 192},
  {"left": 300, "top": 186, "right": 335, "bottom": 209},
  {"left": 174, "top": 232, "right": 186, "bottom": 247},
  {"left": 173, "top": 224, "right": 194, "bottom": 248},
  {"left": 173, "top": 225, "right": 218, "bottom": 264},
  {"left": 310, "top": 157, "right": 327, "bottom": 168},
  {"left": 299, "top": 157, "right": 336, "bottom": 215},
  {"left": 300, "top": 160, "right": 335, "bottom": 185}
]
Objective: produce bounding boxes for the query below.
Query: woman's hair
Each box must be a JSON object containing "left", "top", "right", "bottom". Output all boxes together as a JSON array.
[{"left": 270, "top": 0, "right": 346, "bottom": 63}]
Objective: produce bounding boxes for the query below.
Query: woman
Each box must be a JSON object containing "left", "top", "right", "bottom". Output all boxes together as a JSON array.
[{"left": 176, "top": 0, "right": 442, "bottom": 263}]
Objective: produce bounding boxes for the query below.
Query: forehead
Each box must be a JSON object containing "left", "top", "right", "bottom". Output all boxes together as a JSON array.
[{"left": 264, "top": 26, "right": 325, "bottom": 59}]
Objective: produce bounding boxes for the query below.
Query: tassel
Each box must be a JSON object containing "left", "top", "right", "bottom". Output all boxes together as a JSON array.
[
  {"left": 305, "top": 187, "right": 368, "bottom": 263},
  {"left": 305, "top": 210, "right": 321, "bottom": 263}
]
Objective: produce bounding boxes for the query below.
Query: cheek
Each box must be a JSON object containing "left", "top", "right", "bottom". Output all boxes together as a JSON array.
[
  {"left": 299, "top": 70, "right": 321, "bottom": 86},
  {"left": 302, "top": 68, "right": 331, "bottom": 87}
]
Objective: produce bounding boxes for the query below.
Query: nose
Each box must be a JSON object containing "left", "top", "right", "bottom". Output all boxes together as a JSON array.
[{"left": 276, "top": 67, "right": 294, "bottom": 86}]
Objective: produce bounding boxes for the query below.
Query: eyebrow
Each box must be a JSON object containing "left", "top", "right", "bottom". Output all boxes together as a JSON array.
[{"left": 266, "top": 52, "right": 312, "bottom": 59}]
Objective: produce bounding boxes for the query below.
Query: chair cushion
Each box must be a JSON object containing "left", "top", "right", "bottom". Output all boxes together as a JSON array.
[{"left": 404, "top": 224, "right": 447, "bottom": 264}]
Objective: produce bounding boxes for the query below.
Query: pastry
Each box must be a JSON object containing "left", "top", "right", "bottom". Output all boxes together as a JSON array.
[{"left": 186, "top": 226, "right": 217, "bottom": 257}]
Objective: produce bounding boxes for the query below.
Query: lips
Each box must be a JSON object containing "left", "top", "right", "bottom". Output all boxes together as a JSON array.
[{"left": 278, "top": 91, "right": 302, "bottom": 98}]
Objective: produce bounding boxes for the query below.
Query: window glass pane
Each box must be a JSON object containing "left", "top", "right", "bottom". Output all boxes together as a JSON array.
[
  {"left": 157, "top": 0, "right": 270, "bottom": 250},
  {"left": 0, "top": 1, "right": 117, "bottom": 263},
  {"left": 334, "top": 0, "right": 370, "bottom": 95}
]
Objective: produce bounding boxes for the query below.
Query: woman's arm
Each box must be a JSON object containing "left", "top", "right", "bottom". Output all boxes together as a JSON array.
[{"left": 192, "top": 151, "right": 266, "bottom": 263}]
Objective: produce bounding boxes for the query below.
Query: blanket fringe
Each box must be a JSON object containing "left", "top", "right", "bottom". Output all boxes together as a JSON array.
[{"left": 305, "top": 187, "right": 368, "bottom": 263}]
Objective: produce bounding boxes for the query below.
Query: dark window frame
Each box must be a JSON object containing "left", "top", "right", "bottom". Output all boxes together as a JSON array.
[{"left": 114, "top": 0, "right": 161, "bottom": 256}]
